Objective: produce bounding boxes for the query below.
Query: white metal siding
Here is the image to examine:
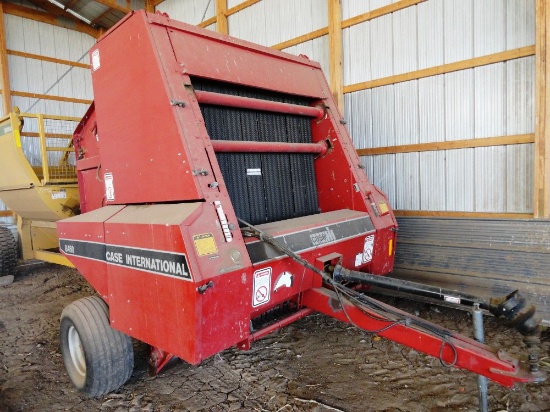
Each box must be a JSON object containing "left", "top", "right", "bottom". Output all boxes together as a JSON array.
[
  {"left": 345, "top": 0, "right": 535, "bottom": 213},
  {"left": 158, "top": 0, "right": 215, "bottom": 25}
]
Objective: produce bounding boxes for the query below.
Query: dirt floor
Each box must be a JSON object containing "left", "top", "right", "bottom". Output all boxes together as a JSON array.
[{"left": 0, "top": 263, "right": 549, "bottom": 412}]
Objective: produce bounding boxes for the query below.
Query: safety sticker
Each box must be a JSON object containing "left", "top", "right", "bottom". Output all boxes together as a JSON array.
[
  {"left": 51, "top": 189, "right": 67, "bottom": 200},
  {"left": 252, "top": 267, "right": 271, "bottom": 307},
  {"left": 246, "top": 168, "right": 261, "bottom": 176},
  {"left": 92, "top": 49, "right": 100, "bottom": 71},
  {"left": 362, "top": 235, "right": 375, "bottom": 263},
  {"left": 355, "top": 234, "right": 375, "bottom": 267},
  {"left": 104, "top": 172, "right": 115, "bottom": 201},
  {"left": 193, "top": 233, "right": 218, "bottom": 256}
]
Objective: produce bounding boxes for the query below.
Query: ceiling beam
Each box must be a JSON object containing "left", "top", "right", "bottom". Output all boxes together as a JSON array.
[
  {"left": 93, "top": 0, "right": 132, "bottom": 14},
  {"left": 26, "top": 0, "right": 87, "bottom": 25},
  {"left": 2, "top": 3, "right": 100, "bottom": 38},
  {"left": 64, "top": 0, "right": 80, "bottom": 11}
]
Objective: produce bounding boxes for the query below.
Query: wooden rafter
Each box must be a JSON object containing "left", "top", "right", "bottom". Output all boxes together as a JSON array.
[
  {"left": 2, "top": 3, "right": 100, "bottom": 38},
  {"left": 216, "top": 0, "right": 228, "bottom": 34},
  {"left": 93, "top": 0, "right": 131, "bottom": 14},
  {"left": 26, "top": 0, "right": 85, "bottom": 25},
  {"left": 64, "top": 0, "right": 80, "bottom": 11},
  {"left": 328, "top": 0, "right": 343, "bottom": 112},
  {"left": 535, "top": 0, "right": 550, "bottom": 218},
  {"left": 90, "top": 8, "right": 114, "bottom": 26},
  {"left": 0, "top": 3, "right": 12, "bottom": 115}
]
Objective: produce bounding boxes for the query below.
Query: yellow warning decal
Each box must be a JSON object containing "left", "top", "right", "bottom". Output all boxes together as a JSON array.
[
  {"left": 193, "top": 233, "right": 218, "bottom": 256},
  {"left": 378, "top": 201, "right": 389, "bottom": 215}
]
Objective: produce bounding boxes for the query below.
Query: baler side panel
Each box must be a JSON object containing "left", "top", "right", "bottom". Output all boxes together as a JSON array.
[
  {"left": 57, "top": 205, "right": 127, "bottom": 299},
  {"left": 74, "top": 104, "right": 104, "bottom": 214},
  {"left": 90, "top": 13, "right": 202, "bottom": 205},
  {"left": 104, "top": 208, "right": 201, "bottom": 364}
]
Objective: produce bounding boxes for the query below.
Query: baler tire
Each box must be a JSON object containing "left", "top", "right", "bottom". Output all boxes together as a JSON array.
[
  {"left": 60, "top": 296, "right": 134, "bottom": 397},
  {"left": 0, "top": 226, "right": 17, "bottom": 277}
]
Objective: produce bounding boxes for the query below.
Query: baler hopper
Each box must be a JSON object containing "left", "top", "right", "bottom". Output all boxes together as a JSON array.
[{"left": 57, "top": 11, "right": 545, "bottom": 397}]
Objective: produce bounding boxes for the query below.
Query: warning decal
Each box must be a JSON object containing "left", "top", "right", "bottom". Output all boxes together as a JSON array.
[
  {"left": 92, "top": 49, "right": 100, "bottom": 71},
  {"left": 104, "top": 172, "right": 115, "bottom": 201},
  {"left": 355, "top": 234, "right": 375, "bottom": 267},
  {"left": 193, "top": 233, "right": 218, "bottom": 256},
  {"left": 252, "top": 267, "right": 271, "bottom": 307}
]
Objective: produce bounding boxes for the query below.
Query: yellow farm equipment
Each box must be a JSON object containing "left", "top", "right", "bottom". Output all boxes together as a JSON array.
[{"left": 0, "top": 109, "right": 81, "bottom": 273}]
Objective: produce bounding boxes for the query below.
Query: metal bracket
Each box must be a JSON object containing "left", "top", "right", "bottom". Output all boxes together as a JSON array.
[{"left": 170, "top": 100, "right": 186, "bottom": 107}]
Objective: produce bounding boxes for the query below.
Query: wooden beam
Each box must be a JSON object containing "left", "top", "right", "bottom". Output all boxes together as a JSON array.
[
  {"left": 91, "top": 8, "right": 114, "bottom": 26},
  {"left": 271, "top": 0, "right": 422, "bottom": 52},
  {"left": 0, "top": 3, "right": 12, "bottom": 115},
  {"left": 535, "top": 0, "right": 550, "bottom": 218},
  {"left": 7, "top": 50, "right": 90, "bottom": 69},
  {"left": 64, "top": 0, "right": 79, "bottom": 11},
  {"left": 227, "top": 0, "right": 260, "bottom": 16},
  {"left": 394, "top": 210, "right": 534, "bottom": 219},
  {"left": 151, "top": 0, "right": 166, "bottom": 6},
  {"left": 26, "top": 0, "right": 86, "bottom": 26},
  {"left": 0, "top": 210, "right": 13, "bottom": 217},
  {"left": 272, "top": 27, "right": 329, "bottom": 51},
  {"left": 328, "top": 0, "right": 343, "bottom": 112},
  {"left": 7, "top": 90, "right": 92, "bottom": 105},
  {"left": 144, "top": 0, "right": 155, "bottom": 13},
  {"left": 197, "top": 16, "right": 217, "bottom": 28},
  {"left": 216, "top": 0, "right": 228, "bottom": 35},
  {"left": 2, "top": 3, "right": 100, "bottom": 38},
  {"left": 344, "top": 46, "right": 536, "bottom": 94},
  {"left": 93, "top": 0, "right": 131, "bottom": 14},
  {"left": 342, "top": 0, "right": 426, "bottom": 29},
  {"left": 356, "top": 134, "right": 535, "bottom": 156}
]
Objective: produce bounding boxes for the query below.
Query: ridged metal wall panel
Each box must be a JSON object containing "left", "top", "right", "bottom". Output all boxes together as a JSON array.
[
  {"left": 159, "top": 0, "right": 215, "bottom": 25},
  {"left": 393, "top": 217, "right": 550, "bottom": 323},
  {"left": 283, "top": 36, "right": 329, "bottom": 78},
  {"left": 417, "top": 0, "right": 443, "bottom": 69},
  {"left": 343, "top": 22, "right": 371, "bottom": 85},
  {"left": 227, "top": 0, "right": 327, "bottom": 47},
  {"left": 419, "top": 151, "right": 446, "bottom": 210},
  {"left": 418, "top": 75, "right": 444, "bottom": 143}
]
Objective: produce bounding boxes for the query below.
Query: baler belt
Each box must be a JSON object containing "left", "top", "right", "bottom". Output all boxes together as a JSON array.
[{"left": 194, "top": 78, "right": 319, "bottom": 225}]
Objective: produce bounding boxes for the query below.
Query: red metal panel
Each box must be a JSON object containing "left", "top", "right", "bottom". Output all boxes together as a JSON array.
[{"left": 90, "top": 12, "right": 202, "bottom": 205}]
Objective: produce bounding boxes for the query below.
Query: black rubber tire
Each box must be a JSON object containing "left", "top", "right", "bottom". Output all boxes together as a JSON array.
[
  {"left": 0, "top": 226, "right": 17, "bottom": 277},
  {"left": 60, "top": 296, "right": 134, "bottom": 397}
]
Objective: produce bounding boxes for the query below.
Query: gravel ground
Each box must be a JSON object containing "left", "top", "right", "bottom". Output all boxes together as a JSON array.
[{"left": 0, "top": 263, "right": 549, "bottom": 411}]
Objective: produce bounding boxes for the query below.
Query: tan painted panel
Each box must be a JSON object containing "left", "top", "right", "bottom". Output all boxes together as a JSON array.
[{"left": 0, "top": 116, "right": 40, "bottom": 190}]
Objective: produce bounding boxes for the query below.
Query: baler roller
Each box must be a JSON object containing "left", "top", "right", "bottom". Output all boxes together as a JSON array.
[
  {"left": 211, "top": 139, "right": 328, "bottom": 154},
  {"left": 194, "top": 89, "right": 325, "bottom": 118}
]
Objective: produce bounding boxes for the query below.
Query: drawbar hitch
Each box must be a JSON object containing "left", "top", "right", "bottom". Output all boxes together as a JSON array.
[{"left": 332, "top": 265, "right": 543, "bottom": 373}]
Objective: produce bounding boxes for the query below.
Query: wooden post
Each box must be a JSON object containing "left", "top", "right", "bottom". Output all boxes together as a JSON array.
[
  {"left": 216, "top": 0, "right": 228, "bottom": 35},
  {"left": 328, "top": 0, "right": 344, "bottom": 113},
  {"left": 145, "top": 0, "right": 155, "bottom": 13},
  {"left": 535, "top": 0, "right": 550, "bottom": 218},
  {"left": 0, "top": 3, "right": 12, "bottom": 115}
]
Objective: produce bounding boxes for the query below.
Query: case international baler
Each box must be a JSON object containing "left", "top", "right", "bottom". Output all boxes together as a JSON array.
[{"left": 57, "top": 11, "right": 546, "bottom": 397}]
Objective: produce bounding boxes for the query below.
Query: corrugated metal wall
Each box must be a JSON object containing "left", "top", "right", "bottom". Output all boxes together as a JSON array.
[
  {"left": 158, "top": 0, "right": 216, "bottom": 29},
  {"left": 343, "top": 0, "right": 535, "bottom": 213}
]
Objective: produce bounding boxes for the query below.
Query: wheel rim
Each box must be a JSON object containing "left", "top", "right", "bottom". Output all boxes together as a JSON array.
[{"left": 67, "top": 325, "right": 86, "bottom": 378}]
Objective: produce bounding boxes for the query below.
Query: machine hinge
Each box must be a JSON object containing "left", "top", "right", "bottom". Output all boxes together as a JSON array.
[{"left": 170, "top": 100, "right": 186, "bottom": 107}]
